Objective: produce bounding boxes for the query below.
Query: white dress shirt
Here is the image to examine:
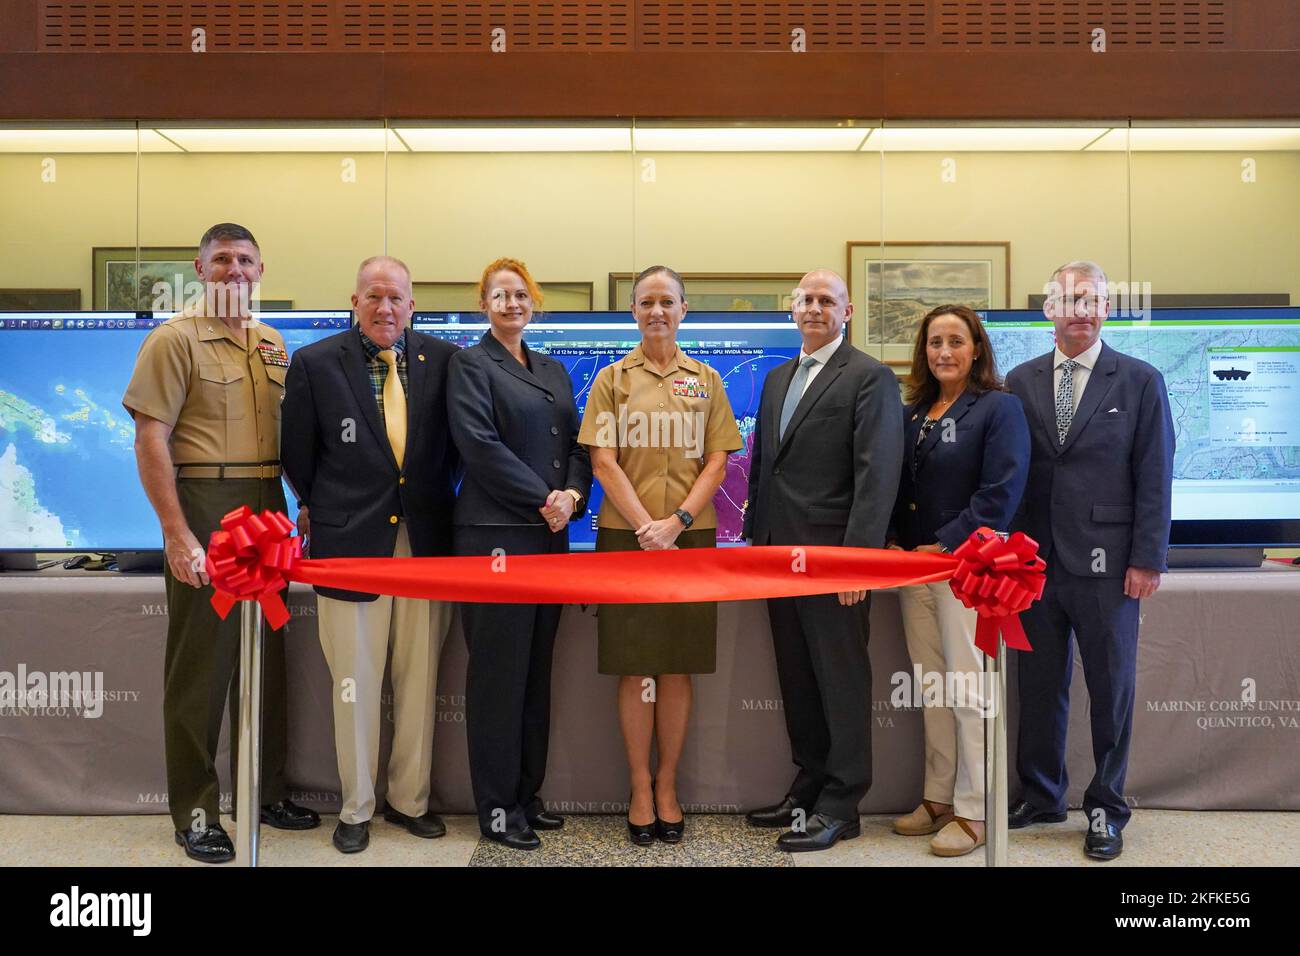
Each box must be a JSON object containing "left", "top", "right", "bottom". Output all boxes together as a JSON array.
[
  {"left": 792, "top": 334, "right": 843, "bottom": 400},
  {"left": 1052, "top": 337, "right": 1104, "bottom": 414}
]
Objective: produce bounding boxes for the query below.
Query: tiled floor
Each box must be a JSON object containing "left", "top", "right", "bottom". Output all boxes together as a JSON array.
[{"left": 1, "top": 810, "right": 1295, "bottom": 867}]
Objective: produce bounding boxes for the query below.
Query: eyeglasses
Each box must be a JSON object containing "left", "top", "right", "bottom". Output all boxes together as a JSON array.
[{"left": 1045, "top": 294, "right": 1107, "bottom": 315}]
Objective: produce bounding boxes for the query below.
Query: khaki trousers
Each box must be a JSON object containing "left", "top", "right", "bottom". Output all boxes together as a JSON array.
[
  {"left": 897, "top": 581, "right": 987, "bottom": 821},
  {"left": 316, "top": 526, "right": 451, "bottom": 824}
]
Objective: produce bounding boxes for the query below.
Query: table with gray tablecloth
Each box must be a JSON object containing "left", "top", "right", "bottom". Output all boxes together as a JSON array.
[{"left": 2, "top": 566, "right": 1297, "bottom": 816}]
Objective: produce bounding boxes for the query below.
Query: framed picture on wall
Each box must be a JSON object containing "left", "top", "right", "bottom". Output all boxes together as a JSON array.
[
  {"left": 846, "top": 241, "right": 1010, "bottom": 365},
  {"left": 0, "top": 289, "right": 82, "bottom": 311},
  {"left": 607, "top": 273, "right": 804, "bottom": 312},
  {"left": 92, "top": 246, "right": 198, "bottom": 312},
  {"left": 413, "top": 281, "right": 594, "bottom": 312}
]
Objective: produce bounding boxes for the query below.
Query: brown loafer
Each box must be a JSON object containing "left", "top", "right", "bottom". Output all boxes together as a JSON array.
[{"left": 893, "top": 799, "right": 956, "bottom": 836}]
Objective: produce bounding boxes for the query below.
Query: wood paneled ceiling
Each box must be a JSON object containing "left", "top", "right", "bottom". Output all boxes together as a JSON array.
[{"left": 0, "top": 1, "right": 1296, "bottom": 119}]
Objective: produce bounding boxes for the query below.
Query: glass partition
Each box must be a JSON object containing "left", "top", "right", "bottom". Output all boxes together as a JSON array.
[
  {"left": 0, "top": 122, "right": 141, "bottom": 312},
  {"left": 877, "top": 120, "right": 1130, "bottom": 377}
]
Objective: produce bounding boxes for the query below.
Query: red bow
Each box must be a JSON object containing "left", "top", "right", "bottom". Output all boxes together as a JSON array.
[
  {"left": 948, "top": 527, "right": 1046, "bottom": 658},
  {"left": 205, "top": 506, "right": 300, "bottom": 630}
]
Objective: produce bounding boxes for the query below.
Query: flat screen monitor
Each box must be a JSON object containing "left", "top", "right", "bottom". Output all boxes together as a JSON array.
[
  {"left": 413, "top": 311, "right": 804, "bottom": 549},
  {"left": 981, "top": 307, "right": 1300, "bottom": 548},
  {"left": 0, "top": 310, "right": 353, "bottom": 553}
]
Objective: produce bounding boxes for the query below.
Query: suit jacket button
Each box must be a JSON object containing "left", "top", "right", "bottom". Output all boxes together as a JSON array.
[
  {"left": 773, "top": 467, "right": 781, "bottom": 475},
  {"left": 550, "top": 426, "right": 559, "bottom": 435},
  {"left": 399, "top": 476, "right": 406, "bottom": 485},
  {"left": 552, "top": 459, "right": 561, "bottom": 469},
  {"left": 389, "top": 515, "right": 399, "bottom": 524},
  {"left": 909, "top": 503, "right": 917, "bottom": 511},
  {"left": 546, "top": 394, "right": 555, "bottom": 402}
]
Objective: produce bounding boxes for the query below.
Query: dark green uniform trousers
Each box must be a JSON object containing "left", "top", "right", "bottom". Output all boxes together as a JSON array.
[{"left": 163, "top": 477, "right": 289, "bottom": 832}]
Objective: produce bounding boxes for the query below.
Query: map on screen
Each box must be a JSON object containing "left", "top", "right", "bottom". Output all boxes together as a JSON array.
[
  {"left": 415, "top": 312, "right": 805, "bottom": 548},
  {"left": 983, "top": 308, "right": 1300, "bottom": 523},
  {"left": 0, "top": 311, "right": 351, "bottom": 551}
]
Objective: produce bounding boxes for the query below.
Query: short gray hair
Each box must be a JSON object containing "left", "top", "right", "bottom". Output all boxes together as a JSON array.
[
  {"left": 1051, "top": 259, "right": 1108, "bottom": 291},
  {"left": 356, "top": 255, "right": 412, "bottom": 293}
]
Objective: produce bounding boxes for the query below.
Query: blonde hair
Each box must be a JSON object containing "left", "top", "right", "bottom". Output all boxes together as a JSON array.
[{"left": 478, "top": 257, "right": 544, "bottom": 314}]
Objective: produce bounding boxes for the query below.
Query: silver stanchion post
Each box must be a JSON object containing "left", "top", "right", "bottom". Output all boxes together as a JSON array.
[
  {"left": 235, "top": 599, "right": 264, "bottom": 867},
  {"left": 984, "top": 636, "right": 1008, "bottom": 867}
]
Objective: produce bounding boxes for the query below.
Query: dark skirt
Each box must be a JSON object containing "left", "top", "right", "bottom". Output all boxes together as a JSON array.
[{"left": 595, "top": 526, "right": 718, "bottom": 676}]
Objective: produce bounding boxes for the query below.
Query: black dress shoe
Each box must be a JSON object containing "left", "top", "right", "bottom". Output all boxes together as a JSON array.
[
  {"left": 332, "top": 820, "right": 369, "bottom": 853},
  {"left": 174, "top": 823, "right": 235, "bottom": 863},
  {"left": 655, "top": 791, "right": 686, "bottom": 844},
  {"left": 656, "top": 815, "right": 686, "bottom": 844},
  {"left": 776, "top": 812, "right": 861, "bottom": 853},
  {"left": 261, "top": 799, "right": 321, "bottom": 831},
  {"left": 1007, "top": 799, "right": 1068, "bottom": 830},
  {"left": 1084, "top": 823, "right": 1124, "bottom": 861},
  {"left": 627, "top": 791, "right": 657, "bottom": 847},
  {"left": 482, "top": 826, "right": 542, "bottom": 851},
  {"left": 526, "top": 809, "right": 565, "bottom": 831},
  {"left": 746, "top": 795, "right": 804, "bottom": 829},
  {"left": 383, "top": 807, "right": 447, "bottom": 838}
]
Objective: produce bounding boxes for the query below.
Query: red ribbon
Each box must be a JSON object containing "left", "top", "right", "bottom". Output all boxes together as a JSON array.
[
  {"left": 204, "top": 510, "right": 1045, "bottom": 656},
  {"left": 947, "top": 526, "right": 1046, "bottom": 658},
  {"left": 205, "top": 506, "right": 300, "bottom": 630}
]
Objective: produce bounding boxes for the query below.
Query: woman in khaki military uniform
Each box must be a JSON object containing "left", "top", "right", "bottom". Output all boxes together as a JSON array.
[{"left": 577, "top": 265, "right": 742, "bottom": 846}]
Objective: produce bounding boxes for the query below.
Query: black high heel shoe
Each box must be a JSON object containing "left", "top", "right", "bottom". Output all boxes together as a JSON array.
[
  {"left": 627, "top": 791, "right": 656, "bottom": 847},
  {"left": 655, "top": 792, "right": 686, "bottom": 844}
]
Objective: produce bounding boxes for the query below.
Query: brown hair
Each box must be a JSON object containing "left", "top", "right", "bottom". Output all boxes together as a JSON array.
[
  {"left": 199, "top": 222, "right": 259, "bottom": 257},
  {"left": 903, "top": 304, "right": 1005, "bottom": 406},
  {"left": 630, "top": 264, "right": 686, "bottom": 304},
  {"left": 478, "top": 257, "right": 544, "bottom": 314}
]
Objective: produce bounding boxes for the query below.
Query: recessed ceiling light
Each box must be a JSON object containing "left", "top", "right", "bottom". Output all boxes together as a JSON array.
[
  {"left": 0, "top": 128, "right": 180, "bottom": 153},
  {"left": 634, "top": 126, "right": 871, "bottom": 152},
  {"left": 393, "top": 126, "right": 631, "bottom": 152}
]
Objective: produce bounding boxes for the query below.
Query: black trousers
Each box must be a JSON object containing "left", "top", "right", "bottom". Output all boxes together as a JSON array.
[
  {"left": 1016, "top": 562, "right": 1140, "bottom": 830},
  {"left": 455, "top": 524, "right": 567, "bottom": 833},
  {"left": 163, "top": 477, "right": 289, "bottom": 832},
  {"left": 765, "top": 592, "right": 873, "bottom": 821}
]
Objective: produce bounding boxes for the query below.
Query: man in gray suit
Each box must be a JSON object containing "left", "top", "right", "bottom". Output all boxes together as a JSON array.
[
  {"left": 742, "top": 269, "right": 904, "bottom": 852},
  {"left": 1005, "top": 260, "right": 1174, "bottom": 861}
]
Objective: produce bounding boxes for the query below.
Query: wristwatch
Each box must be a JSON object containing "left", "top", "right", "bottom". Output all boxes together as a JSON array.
[
  {"left": 673, "top": 508, "right": 695, "bottom": 529},
  {"left": 564, "top": 488, "right": 584, "bottom": 510}
]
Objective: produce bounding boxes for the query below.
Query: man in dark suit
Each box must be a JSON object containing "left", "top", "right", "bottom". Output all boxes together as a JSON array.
[
  {"left": 281, "top": 255, "right": 460, "bottom": 854},
  {"left": 742, "top": 269, "right": 904, "bottom": 852},
  {"left": 1005, "top": 260, "right": 1174, "bottom": 861}
]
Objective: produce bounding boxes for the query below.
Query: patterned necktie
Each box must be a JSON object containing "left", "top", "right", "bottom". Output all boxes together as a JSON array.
[
  {"left": 377, "top": 349, "right": 407, "bottom": 469},
  {"left": 779, "top": 355, "right": 819, "bottom": 441},
  {"left": 1055, "top": 357, "right": 1078, "bottom": 445}
]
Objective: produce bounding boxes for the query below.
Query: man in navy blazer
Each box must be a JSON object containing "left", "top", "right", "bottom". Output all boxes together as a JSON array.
[
  {"left": 281, "top": 256, "right": 460, "bottom": 854},
  {"left": 1005, "top": 260, "right": 1174, "bottom": 861}
]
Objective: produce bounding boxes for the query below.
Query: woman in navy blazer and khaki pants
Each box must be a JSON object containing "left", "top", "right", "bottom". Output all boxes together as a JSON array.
[
  {"left": 888, "top": 304, "right": 1030, "bottom": 857},
  {"left": 447, "top": 258, "right": 592, "bottom": 851}
]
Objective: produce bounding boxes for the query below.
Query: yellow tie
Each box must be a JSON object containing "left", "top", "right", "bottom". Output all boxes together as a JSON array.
[{"left": 377, "top": 349, "right": 407, "bottom": 470}]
